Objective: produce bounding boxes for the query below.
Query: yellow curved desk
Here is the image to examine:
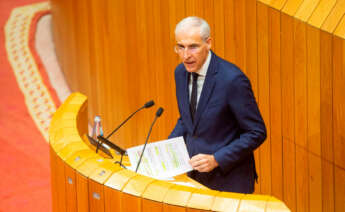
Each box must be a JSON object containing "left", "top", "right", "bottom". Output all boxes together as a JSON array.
[{"left": 49, "top": 92, "right": 290, "bottom": 212}]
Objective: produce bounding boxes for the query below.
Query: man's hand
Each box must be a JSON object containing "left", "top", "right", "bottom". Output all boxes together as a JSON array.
[{"left": 189, "top": 154, "right": 219, "bottom": 172}]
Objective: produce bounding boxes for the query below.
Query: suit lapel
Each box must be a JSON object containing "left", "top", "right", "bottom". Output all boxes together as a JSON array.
[
  {"left": 193, "top": 53, "right": 217, "bottom": 132},
  {"left": 179, "top": 69, "right": 194, "bottom": 133}
]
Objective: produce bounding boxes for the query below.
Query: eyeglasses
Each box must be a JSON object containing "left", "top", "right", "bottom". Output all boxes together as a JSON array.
[{"left": 174, "top": 44, "right": 201, "bottom": 54}]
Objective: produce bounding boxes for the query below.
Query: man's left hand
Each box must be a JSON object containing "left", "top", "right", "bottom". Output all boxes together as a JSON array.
[{"left": 189, "top": 154, "right": 219, "bottom": 172}]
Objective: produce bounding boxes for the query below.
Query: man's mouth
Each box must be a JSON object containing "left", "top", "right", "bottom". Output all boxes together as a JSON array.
[{"left": 184, "top": 61, "right": 195, "bottom": 65}]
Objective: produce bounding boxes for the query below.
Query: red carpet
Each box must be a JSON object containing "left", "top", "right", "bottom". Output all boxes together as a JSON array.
[{"left": 0, "top": 1, "right": 57, "bottom": 211}]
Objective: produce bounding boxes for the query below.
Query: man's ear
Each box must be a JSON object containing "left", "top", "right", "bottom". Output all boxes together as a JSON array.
[{"left": 206, "top": 37, "right": 212, "bottom": 50}]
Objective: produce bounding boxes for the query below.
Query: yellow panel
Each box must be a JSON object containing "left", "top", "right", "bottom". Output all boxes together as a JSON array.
[
  {"left": 51, "top": 128, "right": 79, "bottom": 143},
  {"left": 172, "top": 174, "right": 209, "bottom": 189},
  {"left": 308, "top": 0, "right": 337, "bottom": 28},
  {"left": 50, "top": 135, "right": 83, "bottom": 153},
  {"left": 104, "top": 169, "right": 137, "bottom": 191},
  {"left": 270, "top": 0, "right": 288, "bottom": 10},
  {"left": 65, "top": 149, "right": 99, "bottom": 169},
  {"left": 266, "top": 197, "right": 291, "bottom": 212},
  {"left": 60, "top": 112, "right": 78, "bottom": 120},
  {"left": 89, "top": 160, "right": 122, "bottom": 184},
  {"left": 67, "top": 92, "right": 87, "bottom": 104},
  {"left": 76, "top": 157, "right": 110, "bottom": 177},
  {"left": 50, "top": 121, "right": 78, "bottom": 132},
  {"left": 142, "top": 180, "right": 174, "bottom": 202},
  {"left": 211, "top": 192, "right": 245, "bottom": 212},
  {"left": 163, "top": 185, "right": 196, "bottom": 207},
  {"left": 187, "top": 189, "right": 219, "bottom": 210},
  {"left": 238, "top": 194, "right": 270, "bottom": 212},
  {"left": 57, "top": 141, "right": 90, "bottom": 160},
  {"left": 282, "top": 0, "right": 304, "bottom": 16},
  {"left": 322, "top": 0, "right": 345, "bottom": 33},
  {"left": 295, "top": 0, "right": 320, "bottom": 22},
  {"left": 258, "top": 0, "right": 273, "bottom": 5},
  {"left": 334, "top": 15, "right": 345, "bottom": 39},
  {"left": 122, "top": 174, "right": 156, "bottom": 196}
]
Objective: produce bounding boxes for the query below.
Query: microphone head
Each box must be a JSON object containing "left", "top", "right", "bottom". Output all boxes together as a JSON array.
[
  {"left": 144, "top": 100, "right": 155, "bottom": 108},
  {"left": 156, "top": 107, "right": 164, "bottom": 117}
]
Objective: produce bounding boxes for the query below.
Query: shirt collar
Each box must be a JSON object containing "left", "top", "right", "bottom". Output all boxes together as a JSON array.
[{"left": 197, "top": 51, "right": 211, "bottom": 77}]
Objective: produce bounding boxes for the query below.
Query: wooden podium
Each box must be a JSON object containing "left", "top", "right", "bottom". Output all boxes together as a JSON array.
[{"left": 49, "top": 93, "right": 290, "bottom": 212}]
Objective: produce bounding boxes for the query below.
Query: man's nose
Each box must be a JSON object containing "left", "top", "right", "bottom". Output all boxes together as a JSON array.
[{"left": 183, "top": 49, "right": 191, "bottom": 59}]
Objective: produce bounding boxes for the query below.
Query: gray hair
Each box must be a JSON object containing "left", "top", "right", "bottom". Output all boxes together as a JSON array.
[{"left": 175, "top": 16, "right": 210, "bottom": 41}]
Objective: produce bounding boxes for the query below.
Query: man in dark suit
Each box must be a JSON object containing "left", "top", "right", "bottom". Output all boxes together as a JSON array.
[{"left": 169, "top": 16, "right": 267, "bottom": 193}]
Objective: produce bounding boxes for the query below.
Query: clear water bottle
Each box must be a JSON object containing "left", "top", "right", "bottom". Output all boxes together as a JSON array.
[{"left": 92, "top": 115, "right": 104, "bottom": 140}]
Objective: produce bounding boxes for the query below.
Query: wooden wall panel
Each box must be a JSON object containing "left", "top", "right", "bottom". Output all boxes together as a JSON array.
[
  {"left": 320, "top": 31, "right": 333, "bottom": 162},
  {"left": 76, "top": 174, "right": 89, "bottom": 212},
  {"left": 322, "top": 159, "right": 335, "bottom": 212},
  {"left": 293, "top": 19, "right": 307, "bottom": 149},
  {"left": 56, "top": 156, "right": 67, "bottom": 212},
  {"left": 88, "top": 180, "right": 105, "bottom": 212},
  {"left": 142, "top": 199, "right": 163, "bottom": 212},
  {"left": 295, "top": 145, "right": 309, "bottom": 212},
  {"left": 104, "top": 187, "right": 122, "bottom": 212},
  {"left": 309, "top": 153, "right": 322, "bottom": 212},
  {"left": 65, "top": 165, "right": 78, "bottom": 212},
  {"left": 281, "top": 13, "right": 295, "bottom": 142},
  {"left": 268, "top": 6, "right": 283, "bottom": 200},
  {"left": 122, "top": 193, "right": 141, "bottom": 211},
  {"left": 306, "top": 25, "right": 321, "bottom": 157},
  {"left": 50, "top": 0, "right": 345, "bottom": 211},
  {"left": 333, "top": 37, "right": 345, "bottom": 170},
  {"left": 282, "top": 140, "right": 296, "bottom": 212},
  {"left": 334, "top": 166, "right": 345, "bottom": 212},
  {"left": 257, "top": 2, "right": 271, "bottom": 195}
]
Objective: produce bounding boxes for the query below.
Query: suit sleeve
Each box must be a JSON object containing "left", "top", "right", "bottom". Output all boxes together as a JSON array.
[
  {"left": 169, "top": 65, "right": 188, "bottom": 139},
  {"left": 168, "top": 117, "right": 187, "bottom": 139},
  {"left": 213, "top": 74, "right": 267, "bottom": 173}
]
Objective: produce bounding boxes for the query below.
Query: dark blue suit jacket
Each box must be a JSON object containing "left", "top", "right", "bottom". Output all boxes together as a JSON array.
[{"left": 169, "top": 52, "right": 266, "bottom": 193}]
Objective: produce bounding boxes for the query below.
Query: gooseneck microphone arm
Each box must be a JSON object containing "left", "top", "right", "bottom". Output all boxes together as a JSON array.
[
  {"left": 105, "top": 100, "right": 154, "bottom": 139},
  {"left": 135, "top": 107, "right": 164, "bottom": 173}
]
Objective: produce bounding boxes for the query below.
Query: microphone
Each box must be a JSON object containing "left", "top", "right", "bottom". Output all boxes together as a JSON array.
[
  {"left": 106, "top": 100, "right": 154, "bottom": 139},
  {"left": 135, "top": 107, "right": 164, "bottom": 172}
]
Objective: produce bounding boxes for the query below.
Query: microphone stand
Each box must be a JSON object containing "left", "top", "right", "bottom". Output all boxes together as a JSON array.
[
  {"left": 135, "top": 107, "right": 163, "bottom": 173},
  {"left": 98, "top": 135, "right": 127, "bottom": 168}
]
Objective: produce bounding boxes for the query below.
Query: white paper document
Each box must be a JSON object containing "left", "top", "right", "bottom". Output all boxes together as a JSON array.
[{"left": 127, "top": 136, "right": 193, "bottom": 180}]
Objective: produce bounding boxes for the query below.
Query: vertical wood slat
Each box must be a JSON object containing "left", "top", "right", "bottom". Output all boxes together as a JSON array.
[
  {"left": 306, "top": 25, "right": 321, "bottom": 157},
  {"left": 281, "top": 13, "right": 295, "bottom": 142},
  {"left": 295, "top": 145, "right": 309, "bottom": 212},
  {"left": 268, "top": 6, "right": 283, "bottom": 200},
  {"left": 256, "top": 1, "right": 271, "bottom": 195},
  {"left": 281, "top": 13, "right": 296, "bottom": 212},
  {"left": 65, "top": 165, "right": 78, "bottom": 212},
  {"left": 88, "top": 180, "right": 105, "bottom": 212},
  {"left": 333, "top": 37, "right": 345, "bottom": 170}
]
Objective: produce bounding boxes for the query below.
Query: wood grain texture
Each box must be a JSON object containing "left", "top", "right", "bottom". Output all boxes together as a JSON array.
[
  {"left": 50, "top": 0, "right": 345, "bottom": 211},
  {"left": 142, "top": 199, "right": 163, "bottom": 212},
  {"left": 306, "top": 25, "right": 321, "bottom": 157},
  {"left": 104, "top": 186, "right": 122, "bottom": 212},
  {"left": 268, "top": 6, "right": 283, "bottom": 200},
  {"left": 88, "top": 179, "right": 105, "bottom": 212},
  {"left": 76, "top": 174, "right": 89, "bottom": 212},
  {"left": 65, "top": 165, "right": 78, "bottom": 212},
  {"left": 257, "top": 1, "right": 272, "bottom": 195}
]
